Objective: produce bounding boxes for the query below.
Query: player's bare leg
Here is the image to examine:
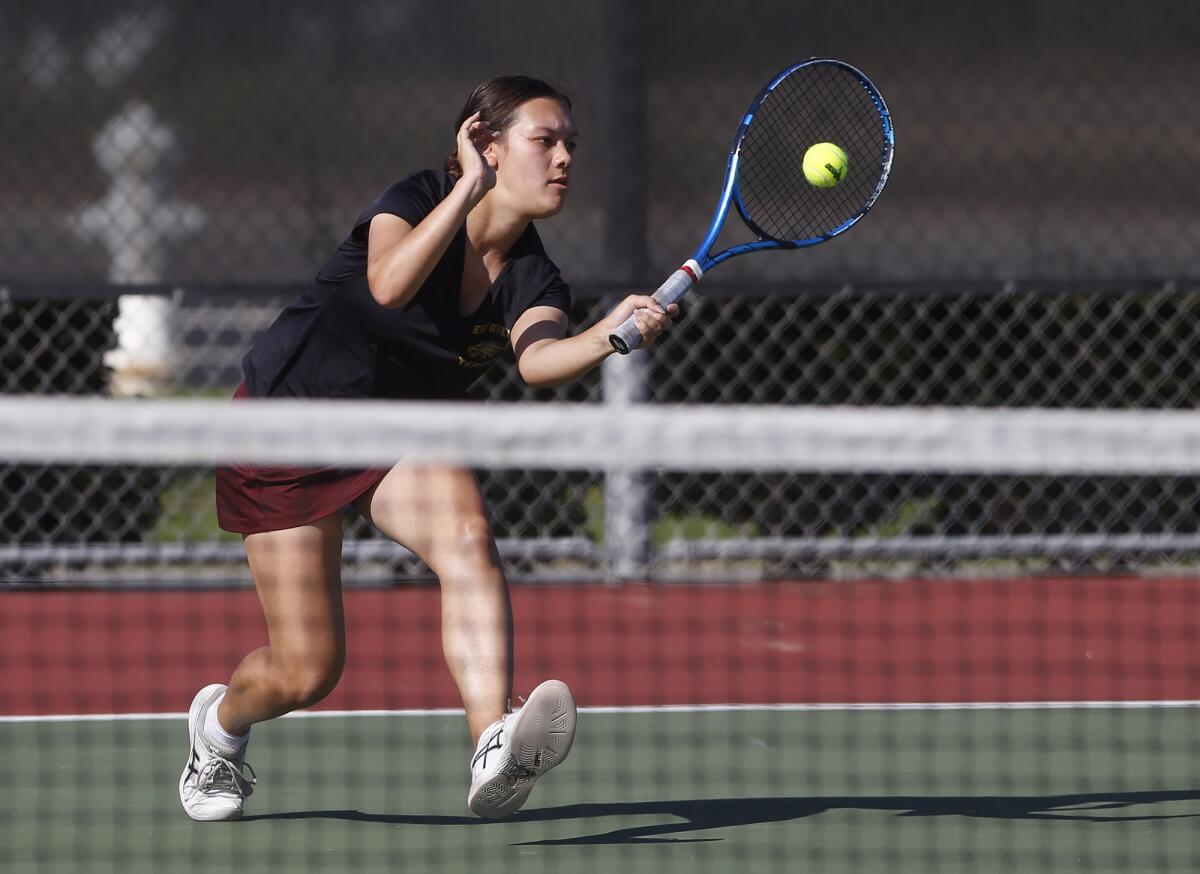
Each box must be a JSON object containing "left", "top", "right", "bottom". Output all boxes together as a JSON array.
[
  {"left": 358, "top": 463, "right": 576, "bottom": 817},
  {"left": 221, "top": 515, "right": 347, "bottom": 732},
  {"left": 179, "top": 514, "right": 345, "bottom": 821},
  {"left": 358, "top": 464, "right": 511, "bottom": 743}
]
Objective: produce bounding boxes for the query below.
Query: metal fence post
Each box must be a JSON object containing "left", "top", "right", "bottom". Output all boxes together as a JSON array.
[
  {"left": 602, "top": 349, "right": 651, "bottom": 580},
  {"left": 599, "top": 1, "right": 651, "bottom": 580}
]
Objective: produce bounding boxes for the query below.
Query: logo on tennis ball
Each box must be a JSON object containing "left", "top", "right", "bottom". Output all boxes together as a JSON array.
[{"left": 803, "top": 142, "right": 848, "bottom": 188}]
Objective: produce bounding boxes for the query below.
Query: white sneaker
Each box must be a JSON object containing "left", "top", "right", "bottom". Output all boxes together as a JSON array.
[
  {"left": 468, "top": 679, "right": 577, "bottom": 819},
  {"left": 178, "top": 684, "right": 256, "bottom": 821}
]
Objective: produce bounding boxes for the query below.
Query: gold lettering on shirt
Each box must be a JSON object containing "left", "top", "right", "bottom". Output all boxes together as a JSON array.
[{"left": 457, "top": 323, "right": 510, "bottom": 368}]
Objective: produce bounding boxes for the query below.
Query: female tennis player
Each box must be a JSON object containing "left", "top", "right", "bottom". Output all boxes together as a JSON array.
[{"left": 179, "top": 76, "right": 677, "bottom": 822}]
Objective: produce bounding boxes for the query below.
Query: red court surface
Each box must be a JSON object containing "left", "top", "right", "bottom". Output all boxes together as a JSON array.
[{"left": 3, "top": 576, "right": 1197, "bottom": 715}]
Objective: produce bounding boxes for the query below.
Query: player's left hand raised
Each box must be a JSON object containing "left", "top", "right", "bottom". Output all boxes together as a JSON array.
[{"left": 457, "top": 111, "right": 497, "bottom": 202}]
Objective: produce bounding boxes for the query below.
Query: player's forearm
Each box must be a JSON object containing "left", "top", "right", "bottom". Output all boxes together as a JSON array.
[
  {"left": 367, "top": 182, "right": 482, "bottom": 309},
  {"left": 517, "top": 326, "right": 613, "bottom": 388}
]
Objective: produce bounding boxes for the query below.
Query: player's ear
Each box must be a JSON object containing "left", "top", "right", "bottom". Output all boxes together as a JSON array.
[{"left": 482, "top": 137, "right": 501, "bottom": 170}]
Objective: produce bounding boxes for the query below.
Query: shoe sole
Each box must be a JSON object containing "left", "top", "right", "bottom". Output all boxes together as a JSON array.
[
  {"left": 508, "top": 679, "right": 577, "bottom": 775},
  {"left": 179, "top": 683, "right": 243, "bottom": 822},
  {"left": 469, "top": 679, "right": 577, "bottom": 819}
]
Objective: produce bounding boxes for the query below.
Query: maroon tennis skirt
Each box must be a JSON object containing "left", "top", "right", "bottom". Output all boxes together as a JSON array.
[{"left": 215, "top": 384, "right": 391, "bottom": 535}]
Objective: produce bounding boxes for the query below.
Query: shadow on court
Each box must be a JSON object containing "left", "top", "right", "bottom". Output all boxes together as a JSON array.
[{"left": 239, "top": 789, "right": 1200, "bottom": 844}]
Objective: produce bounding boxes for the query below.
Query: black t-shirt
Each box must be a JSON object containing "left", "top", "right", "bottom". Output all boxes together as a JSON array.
[{"left": 242, "top": 170, "right": 572, "bottom": 400}]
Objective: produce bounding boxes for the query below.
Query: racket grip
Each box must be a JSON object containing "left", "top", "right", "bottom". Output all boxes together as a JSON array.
[{"left": 608, "top": 261, "right": 702, "bottom": 354}]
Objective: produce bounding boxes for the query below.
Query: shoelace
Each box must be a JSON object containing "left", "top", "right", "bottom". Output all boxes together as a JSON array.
[
  {"left": 505, "top": 699, "right": 539, "bottom": 781},
  {"left": 197, "top": 753, "right": 257, "bottom": 799},
  {"left": 509, "top": 764, "right": 537, "bottom": 782}
]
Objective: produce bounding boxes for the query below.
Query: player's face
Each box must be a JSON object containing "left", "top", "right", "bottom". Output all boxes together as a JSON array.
[{"left": 489, "top": 97, "right": 577, "bottom": 219}]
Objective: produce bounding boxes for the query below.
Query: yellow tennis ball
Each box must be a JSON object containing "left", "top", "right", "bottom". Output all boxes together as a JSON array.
[{"left": 803, "top": 142, "right": 849, "bottom": 188}]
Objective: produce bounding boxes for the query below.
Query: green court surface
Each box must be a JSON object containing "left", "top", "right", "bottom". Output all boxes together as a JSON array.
[{"left": 4, "top": 708, "right": 1199, "bottom": 873}]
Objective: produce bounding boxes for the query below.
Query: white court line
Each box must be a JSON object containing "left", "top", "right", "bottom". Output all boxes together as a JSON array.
[{"left": 3, "top": 700, "right": 1200, "bottom": 724}]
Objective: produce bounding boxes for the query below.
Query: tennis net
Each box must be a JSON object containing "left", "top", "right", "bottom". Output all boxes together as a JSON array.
[{"left": 2, "top": 397, "right": 1199, "bottom": 873}]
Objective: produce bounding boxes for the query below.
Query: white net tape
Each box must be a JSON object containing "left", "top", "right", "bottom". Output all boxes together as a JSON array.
[{"left": 3, "top": 396, "right": 1200, "bottom": 474}]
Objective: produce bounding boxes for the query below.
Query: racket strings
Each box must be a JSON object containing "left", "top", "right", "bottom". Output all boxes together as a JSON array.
[{"left": 738, "top": 64, "right": 890, "bottom": 243}]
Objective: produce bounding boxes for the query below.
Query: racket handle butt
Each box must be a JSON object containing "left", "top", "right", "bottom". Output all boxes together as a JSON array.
[{"left": 608, "top": 321, "right": 641, "bottom": 355}]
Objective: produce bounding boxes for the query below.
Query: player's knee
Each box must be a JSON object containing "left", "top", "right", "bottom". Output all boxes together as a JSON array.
[
  {"left": 431, "top": 516, "right": 501, "bottom": 576},
  {"left": 279, "top": 654, "right": 344, "bottom": 709}
]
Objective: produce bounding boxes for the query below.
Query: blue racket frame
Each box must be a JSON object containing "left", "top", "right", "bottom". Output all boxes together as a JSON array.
[
  {"left": 609, "top": 58, "right": 894, "bottom": 354},
  {"left": 703, "top": 58, "right": 894, "bottom": 268}
]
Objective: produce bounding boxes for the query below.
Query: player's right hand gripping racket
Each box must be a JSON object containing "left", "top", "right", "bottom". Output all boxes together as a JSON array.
[{"left": 608, "top": 59, "right": 894, "bottom": 353}]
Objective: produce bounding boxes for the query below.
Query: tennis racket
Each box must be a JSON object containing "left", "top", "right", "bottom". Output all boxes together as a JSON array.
[{"left": 609, "top": 58, "right": 894, "bottom": 353}]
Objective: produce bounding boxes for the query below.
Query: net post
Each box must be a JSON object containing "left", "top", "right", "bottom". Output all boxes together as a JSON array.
[{"left": 599, "top": 0, "right": 651, "bottom": 581}]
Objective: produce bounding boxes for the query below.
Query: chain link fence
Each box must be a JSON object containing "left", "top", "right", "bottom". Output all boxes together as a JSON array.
[
  {"left": 3, "top": 1, "right": 1200, "bottom": 581},
  {"left": 4, "top": 0, "right": 1199, "bottom": 283},
  {"left": 5, "top": 281, "right": 1200, "bottom": 582}
]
